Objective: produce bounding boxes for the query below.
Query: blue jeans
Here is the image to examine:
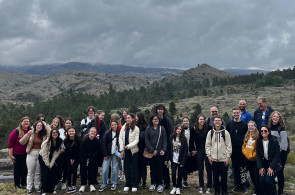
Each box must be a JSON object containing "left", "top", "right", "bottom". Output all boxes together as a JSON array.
[{"left": 101, "top": 154, "right": 119, "bottom": 187}]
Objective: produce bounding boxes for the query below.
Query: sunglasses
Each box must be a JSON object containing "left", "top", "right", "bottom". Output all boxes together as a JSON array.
[{"left": 261, "top": 130, "right": 268, "bottom": 133}]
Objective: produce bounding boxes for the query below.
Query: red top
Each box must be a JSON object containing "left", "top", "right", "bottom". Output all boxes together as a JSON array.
[
  {"left": 96, "top": 120, "right": 102, "bottom": 136},
  {"left": 8, "top": 129, "right": 29, "bottom": 155}
]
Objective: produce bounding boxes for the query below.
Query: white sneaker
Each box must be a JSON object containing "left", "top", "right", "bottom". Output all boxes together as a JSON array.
[
  {"left": 176, "top": 188, "right": 181, "bottom": 194},
  {"left": 206, "top": 188, "right": 212, "bottom": 194},
  {"left": 61, "top": 183, "right": 67, "bottom": 190},
  {"left": 170, "top": 187, "right": 177, "bottom": 194},
  {"left": 132, "top": 187, "right": 137, "bottom": 192},
  {"left": 199, "top": 187, "right": 203, "bottom": 193},
  {"left": 79, "top": 185, "right": 85, "bottom": 192},
  {"left": 53, "top": 191, "right": 57, "bottom": 194},
  {"left": 90, "top": 185, "right": 96, "bottom": 192},
  {"left": 54, "top": 184, "right": 58, "bottom": 191},
  {"left": 41, "top": 193, "right": 46, "bottom": 195},
  {"left": 123, "top": 187, "right": 129, "bottom": 192}
]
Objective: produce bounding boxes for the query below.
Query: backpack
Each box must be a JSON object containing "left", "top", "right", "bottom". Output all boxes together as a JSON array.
[
  {"left": 277, "top": 126, "right": 290, "bottom": 153},
  {"left": 211, "top": 129, "right": 226, "bottom": 143}
]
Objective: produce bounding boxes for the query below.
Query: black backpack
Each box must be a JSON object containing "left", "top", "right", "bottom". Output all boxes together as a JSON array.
[
  {"left": 211, "top": 129, "right": 226, "bottom": 143},
  {"left": 277, "top": 126, "right": 290, "bottom": 153}
]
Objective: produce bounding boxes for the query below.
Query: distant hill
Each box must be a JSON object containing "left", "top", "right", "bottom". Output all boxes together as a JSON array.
[{"left": 223, "top": 68, "right": 269, "bottom": 75}]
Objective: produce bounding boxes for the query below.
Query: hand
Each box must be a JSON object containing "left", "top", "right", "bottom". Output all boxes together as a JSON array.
[
  {"left": 164, "top": 161, "right": 167, "bottom": 166},
  {"left": 153, "top": 150, "right": 158, "bottom": 156},
  {"left": 70, "top": 159, "right": 74, "bottom": 165},
  {"left": 104, "top": 156, "right": 109, "bottom": 160},
  {"left": 28, "top": 130, "right": 33, "bottom": 136},
  {"left": 121, "top": 151, "right": 124, "bottom": 158},
  {"left": 10, "top": 155, "right": 16, "bottom": 164},
  {"left": 187, "top": 152, "right": 191, "bottom": 157},
  {"left": 208, "top": 157, "right": 213, "bottom": 165},
  {"left": 124, "top": 146, "right": 128, "bottom": 149},
  {"left": 192, "top": 150, "right": 197, "bottom": 155},
  {"left": 180, "top": 164, "right": 183, "bottom": 167},
  {"left": 259, "top": 168, "right": 265, "bottom": 176},
  {"left": 160, "top": 150, "right": 165, "bottom": 156},
  {"left": 267, "top": 167, "right": 274, "bottom": 176},
  {"left": 224, "top": 159, "right": 229, "bottom": 166},
  {"left": 116, "top": 157, "right": 120, "bottom": 162}
]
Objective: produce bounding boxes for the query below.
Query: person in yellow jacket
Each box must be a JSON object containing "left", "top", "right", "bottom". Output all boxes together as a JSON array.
[{"left": 242, "top": 121, "right": 260, "bottom": 195}]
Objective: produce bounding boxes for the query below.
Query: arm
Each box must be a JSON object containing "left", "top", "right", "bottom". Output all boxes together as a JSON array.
[
  {"left": 118, "top": 129, "right": 124, "bottom": 152},
  {"left": 162, "top": 126, "right": 167, "bottom": 153},
  {"left": 225, "top": 131, "right": 232, "bottom": 165},
  {"left": 8, "top": 148, "right": 15, "bottom": 163},
  {"left": 269, "top": 139, "right": 281, "bottom": 171},
  {"left": 279, "top": 130, "right": 288, "bottom": 151},
  {"left": 180, "top": 140, "right": 188, "bottom": 166},
  {"left": 19, "top": 130, "right": 32, "bottom": 145},
  {"left": 145, "top": 126, "right": 154, "bottom": 153},
  {"left": 102, "top": 131, "right": 108, "bottom": 157},
  {"left": 205, "top": 130, "right": 212, "bottom": 158}
]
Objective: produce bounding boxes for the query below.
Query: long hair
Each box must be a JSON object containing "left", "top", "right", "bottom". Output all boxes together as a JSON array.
[
  {"left": 154, "top": 104, "right": 167, "bottom": 115},
  {"left": 149, "top": 114, "right": 160, "bottom": 126},
  {"left": 56, "top": 115, "right": 65, "bottom": 129},
  {"left": 136, "top": 112, "right": 148, "bottom": 131},
  {"left": 194, "top": 114, "right": 207, "bottom": 134},
  {"left": 256, "top": 125, "right": 272, "bottom": 151},
  {"left": 110, "top": 113, "right": 122, "bottom": 127},
  {"left": 244, "top": 121, "right": 259, "bottom": 142},
  {"left": 124, "top": 113, "right": 136, "bottom": 131},
  {"left": 51, "top": 117, "right": 61, "bottom": 129},
  {"left": 64, "top": 118, "right": 74, "bottom": 131},
  {"left": 94, "top": 110, "right": 105, "bottom": 129},
  {"left": 172, "top": 124, "right": 185, "bottom": 142},
  {"left": 268, "top": 111, "right": 286, "bottom": 129},
  {"left": 48, "top": 128, "right": 63, "bottom": 151},
  {"left": 120, "top": 109, "right": 128, "bottom": 125},
  {"left": 109, "top": 120, "right": 120, "bottom": 134},
  {"left": 17, "top": 116, "right": 31, "bottom": 137},
  {"left": 33, "top": 121, "right": 47, "bottom": 139},
  {"left": 36, "top": 114, "right": 45, "bottom": 121}
]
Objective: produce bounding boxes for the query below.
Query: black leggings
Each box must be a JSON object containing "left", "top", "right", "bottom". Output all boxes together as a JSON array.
[
  {"left": 196, "top": 151, "right": 213, "bottom": 188},
  {"left": 66, "top": 158, "right": 79, "bottom": 186},
  {"left": 171, "top": 162, "right": 183, "bottom": 188},
  {"left": 13, "top": 153, "right": 27, "bottom": 187},
  {"left": 277, "top": 150, "right": 288, "bottom": 194}
]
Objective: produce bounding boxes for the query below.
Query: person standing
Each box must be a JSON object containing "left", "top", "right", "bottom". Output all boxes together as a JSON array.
[
  {"left": 206, "top": 107, "right": 225, "bottom": 130},
  {"left": 80, "top": 106, "right": 95, "bottom": 137},
  {"left": 231, "top": 100, "right": 252, "bottom": 123},
  {"left": 253, "top": 97, "right": 274, "bottom": 131}
]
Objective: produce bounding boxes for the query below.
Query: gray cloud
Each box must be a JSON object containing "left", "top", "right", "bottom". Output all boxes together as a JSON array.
[{"left": 0, "top": 0, "right": 294, "bottom": 70}]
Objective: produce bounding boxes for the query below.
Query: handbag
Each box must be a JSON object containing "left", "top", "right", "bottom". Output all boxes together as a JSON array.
[{"left": 143, "top": 126, "right": 161, "bottom": 158}]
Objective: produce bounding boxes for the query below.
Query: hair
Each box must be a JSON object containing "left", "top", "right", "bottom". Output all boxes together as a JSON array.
[
  {"left": 239, "top": 100, "right": 247, "bottom": 104},
  {"left": 64, "top": 118, "right": 74, "bottom": 131},
  {"left": 36, "top": 114, "right": 45, "bottom": 121},
  {"left": 136, "top": 112, "right": 148, "bottom": 131},
  {"left": 154, "top": 104, "right": 167, "bottom": 115},
  {"left": 256, "top": 125, "right": 272, "bottom": 151},
  {"left": 124, "top": 113, "right": 136, "bottom": 131},
  {"left": 149, "top": 114, "right": 160, "bottom": 126},
  {"left": 17, "top": 116, "right": 31, "bottom": 137},
  {"left": 232, "top": 107, "right": 239, "bottom": 112},
  {"left": 182, "top": 117, "right": 190, "bottom": 123},
  {"left": 109, "top": 121, "right": 120, "bottom": 134},
  {"left": 244, "top": 121, "right": 259, "bottom": 142},
  {"left": 87, "top": 106, "right": 96, "bottom": 113},
  {"left": 94, "top": 110, "right": 105, "bottom": 129},
  {"left": 65, "top": 126, "right": 79, "bottom": 141},
  {"left": 120, "top": 109, "right": 128, "bottom": 125},
  {"left": 110, "top": 113, "right": 122, "bottom": 126},
  {"left": 194, "top": 114, "right": 208, "bottom": 134},
  {"left": 213, "top": 115, "right": 222, "bottom": 120},
  {"left": 172, "top": 124, "right": 185, "bottom": 142},
  {"left": 257, "top": 97, "right": 267, "bottom": 103},
  {"left": 33, "top": 120, "right": 47, "bottom": 139},
  {"left": 48, "top": 128, "right": 63, "bottom": 151},
  {"left": 268, "top": 111, "right": 286, "bottom": 129},
  {"left": 51, "top": 117, "right": 61, "bottom": 129},
  {"left": 56, "top": 116, "right": 65, "bottom": 129}
]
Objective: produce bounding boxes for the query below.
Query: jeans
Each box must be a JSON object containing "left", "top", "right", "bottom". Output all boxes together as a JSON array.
[
  {"left": 259, "top": 173, "right": 277, "bottom": 195},
  {"left": 13, "top": 153, "right": 27, "bottom": 187},
  {"left": 171, "top": 162, "right": 183, "bottom": 188},
  {"left": 101, "top": 154, "right": 119, "bottom": 187},
  {"left": 26, "top": 150, "right": 41, "bottom": 190}
]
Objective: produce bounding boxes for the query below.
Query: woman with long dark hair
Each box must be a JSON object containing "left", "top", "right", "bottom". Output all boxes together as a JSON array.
[
  {"left": 256, "top": 125, "right": 281, "bottom": 195},
  {"left": 119, "top": 113, "right": 140, "bottom": 192},
  {"left": 8, "top": 116, "right": 31, "bottom": 190},
  {"left": 39, "top": 128, "right": 63, "bottom": 194},
  {"left": 19, "top": 120, "right": 50, "bottom": 194},
  {"left": 121, "top": 109, "right": 128, "bottom": 126}
]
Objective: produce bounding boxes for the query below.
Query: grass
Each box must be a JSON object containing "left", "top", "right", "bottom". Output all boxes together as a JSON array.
[
  {"left": 286, "top": 152, "right": 295, "bottom": 166},
  {"left": 0, "top": 183, "right": 26, "bottom": 195}
]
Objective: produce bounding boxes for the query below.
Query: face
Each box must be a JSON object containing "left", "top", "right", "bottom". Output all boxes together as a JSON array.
[
  {"left": 272, "top": 113, "right": 280, "bottom": 124},
  {"left": 36, "top": 122, "right": 43, "bottom": 132},
  {"left": 111, "top": 122, "right": 118, "bottom": 131},
  {"left": 65, "top": 120, "right": 72, "bottom": 130},
  {"left": 68, "top": 128, "right": 76, "bottom": 137},
  {"left": 126, "top": 115, "right": 134, "bottom": 124},
  {"left": 88, "top": 109, "right": 94, "bottom": 118},
  {"left": 198, "top": 116, "right": 205, "bottom": 126},
  {"left": 176, "top": 126, "right": 182, "bottom": 135},
  {"left": 211, "top": 107, "right": 218, "bottom": 117},
  {"left": 152, "top": 116, "right": 159, "bottom": 126},
  {"left": 52, "top": 130, "right": 59, "bottom": 139},
  {"left": 122, "top": 111, "right": 128, "bottom": 119},
  {"left": 239, "top": 101, "right": 247, "bottom": 111},
  {"left": 21, "top": 118, "right": 30, "bottom": 130},
  {"left": 157, "top": 108, "right": 164, "bottom": 116},
  {"left": 182, "top": 118, "right": 189, "bottom": 127},
  {"left": 98, "top": 112, "right": 105, "bottom": 121},
  {"left": 52, "top": 119, "right": 59, "bottom": 128},
  {"left": 39, "top": 117, "right": 45, "bottom": 121},
  {"left": 261, "top": 127, "right": 269, "bottom": 139},
  {"left": 214, "top": 117, "right": 222, "bottom": 128},
  {"left": 135, "top": 115, "right": 139, "bottom": 122},
  {"left": 232, "top": 109, "right": 240, "bottom": 120},
  {"left": 248, "top": 122, "right": 255, "bottom": 132},
  {"left": 89, "top": 128, "right": 96, "bottom": 138},
  {"left": 258, "top": 99, "right": 267, "bottom": 110}
]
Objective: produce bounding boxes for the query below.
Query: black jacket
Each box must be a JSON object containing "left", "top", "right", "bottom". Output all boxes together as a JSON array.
[
  {"left": 189, "top": 127, "right": 208, "bottom": 152},
  {"left": 145, "top": 125, "right": 167, "bottom": 154},
  {"left": 256, "top": 135, "right": 281, "bottom": 172},
  {"left": 64, "top": 137, "right": 81, "bottom": 161},
  {"left": 80, "top": 136, "right": 100, "bottom": 162},
  {"left": 86, "top": 120, "right": 106, "bottom": 140},
  {"left": 253, "top": 106, "right": 274, "bottom": 130},
  {"left": 102, "top": 129, "right": 119, "bottom": 157},
  {"left": 166, "top": 137, "right": 188, "bottom": 166}
]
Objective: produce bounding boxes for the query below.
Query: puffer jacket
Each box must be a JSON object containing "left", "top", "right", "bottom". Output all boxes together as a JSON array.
[
  {"left": 119, "top": 124, "right": 139, "bottom": 155},
  {"left": 39, "top": 137, "right": 63, "bottom": 168}
]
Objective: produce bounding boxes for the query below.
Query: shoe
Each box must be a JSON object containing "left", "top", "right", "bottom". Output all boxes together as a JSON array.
[
  {"left": 157, "top": 185, "right": 164, "bottom": 193},
  {"left": 123, "top": 187, "right": 130, "bottom": 192},
  {"left": 111, "top": 184, "right": 117, "bottom": 191},
  {"left": 170, "top": 187, "right": 177, "bottom": 194},
  {"left": 99, "top": 185, "right": 107, "bottom": 192},
  {"left": 41, "top": 193, "right": 46, "bottom": 195},
  {"left": 90, "top": 184, "right": 96, "bottom": 192},
  {"left": 206, "top": 188, "right": 212, "bottom": 194},
  {"left": 79, "top": 185, "right": 85, "bottom": 192},
  {"left": 232, "top": 185, "right": 239, "bottom": 193},
  {"left": 176, "top": 188, "right": 181, "bottom": 194},
  {"left": 149, "top": 184, "right": 156, "bottom": 191},
  {"left": 14, "top": 186, "right": 21, "bottom": 190},
  {"left": 35, "top": 187, "right": 41, "bottom": 193},
  {"left": 54, "top": 185, "right": 58, "bottom": 191},
  {"left": 61, "top": 183, "right": 67, "bottom": 190},
  {"left": 53, "top": 191, "right": 57, "bottom": 194},
  {"left": 241, "top": 185, "right": 247, "bottom": 193},
  {"left": 132, "top": 187, "right": 137, "bottom": 192},
  {"left": 183, "top": 181, "right": 188, "bottom": 187},
  {"left": 67, "top": 186, "right": 72, "bottom": 193},
  {"left": 27, "top": 189, "right": 33, "bottom": 194},
  {"left": 71, "top": 186, "right": 76, "bottom": 193},
  {"left": 199, "top": 187, "right": 203, "bottom": 193},
  {"left": 120, "top": 174, "right": 126, "bottom": 181}
]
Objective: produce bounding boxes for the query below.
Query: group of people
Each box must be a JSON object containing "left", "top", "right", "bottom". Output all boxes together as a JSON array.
[{"left": 7, "top": 97, "right": 289, "bottom": 195}]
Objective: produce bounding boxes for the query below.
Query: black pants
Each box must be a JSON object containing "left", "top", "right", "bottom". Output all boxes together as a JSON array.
[
  {"left": 171, "top": 162, "right": 183, "bottom": 188},
  {"left": 231, "top": 149, "right": 246, "bottom": 185},
  {"left": 124, "top": 150, "right": 138, "bottom": 188},
  {"left": 13, "top": 153, "right": 27, "bottom": 187},
  {"left": 163, "top": 154, "right": 170, "bottom": 187},
  {"left": 66, "top": 158, "right": 79, "bottom": 186},
  {"left": 245, "top": 159, "right": 260, "bottom": 194},
  {"left": 80, "top": 158, "right": 97, "bottom": 185},
  {"left": 138, "top": 150, "right": 147, "bottom": 185},
  {"left": 212, "top": 161, "right": 228, "bottom": 194},
  {"left": 150, "top": 155, "right": 164, "bottom": 185},
  {"left": 196, "top": 151, "right": 213, "bottom": 188},
  {"left": 277, "top": 150, "right": 288, "bottom": 194},
  {"left": 61, "top": 152, "right": 67, "bottom": 183}
]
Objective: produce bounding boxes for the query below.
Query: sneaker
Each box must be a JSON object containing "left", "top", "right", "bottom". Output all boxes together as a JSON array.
[
  {"left": 183, "top": 181, "right": 188, "bottom": 187},
  {"left": 120, "top": 174, "right": 126, "bottom": 181},
  {"left": 232, "top": 185, "right": 239, "bottom": 193},
  {"left": 79, "top": 185, "right": 85, "bottom": 192},
  {"left": 71, "top": 186, "right": 76, "bottom": 193},
  {"left": 157, "top": 185, "right": 164, "bottom": 193},
  {"left": 123, "top": 187, "right": 130, "bottom": 192},
  {"left": 53, "top": 191, "right": 57, "bottom": 194},
  {"left": 14, "top": 186, "right": 21, "bottom": 190},
  {"left": 149, "top": 184, "right": 156, "bottom": 191},
  {"left": 206, "top": 188, "right": 212, "bottom": 194},
  {"left": 41, "top": 193, "right": 46, "bottom": 195},
  {"left": 35, "top": 188, "right": 41, "bottom": 193},
  {"left": 170, "top": 187, "right": 177, "bottom": 194},
  {"left": 111, "top": 184, "right": 117, "bottom": 191},
  {"left": 67, "top": 186, "right": 72, "bottom": 193},
  {"left": 99, "top": 185, "right": 107, "bottom": 192},
  {"left": 241, "top": 185, "right": 247, "bottom": 193},
  {"left": 90, "top": 184, "right": 96, "bottom": 192},
  {"left": 176, "top": 188, "right": 181, "bottom": 194},
  {"left": 132, "top": 187, "right": 137, "bottom": 192},
  {"left": 27, "top": 189, "right": 33, "bottom": 194},
  {"left": 199, "top": 187, "right": 203, "bottom": 193},
  {"left": 61, "top": 183, "right": 67, "bottom": 190},
  {"left": 54, "top": 185, "right": 58, "bottom": 191}
]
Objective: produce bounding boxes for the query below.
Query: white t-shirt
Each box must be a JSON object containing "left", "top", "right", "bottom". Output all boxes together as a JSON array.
[
  {"left": 59, "top": 128, "right": 66, "bottom": 140},
  {"left": 263, "top": 140, "right": 269, "bottom": 160},
  {"left": 173, "top": 137, "right": 181, "bottom": 164},
  {"left": 111, "top": 131, "right": 117, "bottom": 154}
]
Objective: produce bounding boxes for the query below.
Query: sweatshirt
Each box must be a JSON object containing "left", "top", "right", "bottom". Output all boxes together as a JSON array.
[{"left": 242, "top": 134, "right": 257, "bottom": 161}]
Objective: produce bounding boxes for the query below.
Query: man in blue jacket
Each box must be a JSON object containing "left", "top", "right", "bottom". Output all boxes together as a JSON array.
[{"left": 253, "top": 97, "right": 274, "bottom": 131}]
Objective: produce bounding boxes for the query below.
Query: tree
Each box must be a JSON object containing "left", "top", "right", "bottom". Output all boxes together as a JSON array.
[
  {"left": 190, "top": 103, "right": 202, "bottom": 124},
  {"left": 169, "top": 101, "right": 176, "bottom": 115}
]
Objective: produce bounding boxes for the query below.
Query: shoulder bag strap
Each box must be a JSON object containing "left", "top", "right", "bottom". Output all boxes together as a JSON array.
[{"left": 155, "top": 126, "right": 162, "bottom": 150}]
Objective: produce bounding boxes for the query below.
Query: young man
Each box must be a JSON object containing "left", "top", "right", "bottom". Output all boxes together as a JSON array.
[
  {"left": 206, "top": 116, "right": 232, "bottom": 195},
  {"left": 80, "top": 106, "right": 96, "bottom": 137}
]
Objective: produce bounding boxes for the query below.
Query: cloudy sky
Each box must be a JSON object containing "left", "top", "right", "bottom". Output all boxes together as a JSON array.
[{"left": 0, "top": 0, "right": 294, "bottom": 70}]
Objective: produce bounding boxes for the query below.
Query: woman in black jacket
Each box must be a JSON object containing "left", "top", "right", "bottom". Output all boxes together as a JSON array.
[
  {"left": 64, "top": 126, "right": 80, "bottom": 193},
  {"left": 165, "top": 124, "right": 188, "bottom": 195},
  {"left": 256, "top": 125, "right": 281, "bottom": 195}
]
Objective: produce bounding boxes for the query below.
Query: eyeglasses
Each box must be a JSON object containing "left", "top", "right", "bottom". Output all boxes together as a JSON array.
[
  {"left": 52, "top": 132, "right": 58, "bottom": 134},
  {"left": 211, "top": 111, "right": 218, "bottom": 113},
  {"left": 153, "top": 119, "right": 159, "bottom": 121},
  {"left": 261, "top": 130, "right": 268, "bottom": 133}
]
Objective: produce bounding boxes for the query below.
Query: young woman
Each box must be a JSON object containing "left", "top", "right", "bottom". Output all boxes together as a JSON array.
[
  {"left": 242, "top": 121, "right": 260, "bottom": 195},
  {"left": 190, "top": 114, "right": 212, "bottom": 194},
  {"left": 64, "top": 126, "right": 80, "bottom": 193},
  {"left": 39, "top": 128, "right": 63, "bottom": 194},
  {"left": 19, "top": 120, "right": 50, "bottom": 194},
  {"left": 165, "top": 125, "right": 188, "bottom": 195},
  {"left": 256, "top": 125, "right": 281, "bottom": 195},
  {"left": 136, "top": 112, "right": 148, "bottom": 188},
  {"left": 79, "top": 127, "right": 100, "bottom": 193},
  {"left": 121, "top": 109, "right": 128, "bottom": 126},
  {"left": 119, "top": 113, "right": 140, "bottom": 192},
  {"left": 8, "top": 116, "right": 31, "bottom": 189},
  {"left": 145, "top": 114, "right": 167, "bottom": 193},
  {"left": 268, "top": 111, "right": 288, "bottom": 195},
  {"left": 99, "top": 121, "right": 120, "bottom": 191}
]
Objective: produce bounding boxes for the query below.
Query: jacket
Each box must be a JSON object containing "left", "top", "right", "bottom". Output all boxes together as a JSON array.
[
  {"left": 166, "top": 137, "right": 188, "bottom": 165},
  {"left": 39, "top": 137, "right": 63, "bottom": 169},
  {"left": 205, "top": 127, "right": 232, "bottom": 162},
  {"left": 102, "top": 129, "right": 119, "bottom": 157},
  {"left": 145, "top": 125, "right": 167, "bottom": 154},
  {"left": 119, "top": 124, "right": 140, "bottom": 155},
  {"left": 253, "top": 106, "right": 274, "bottom": 130},
  {"left": 242, "top": 134, "right": 257, "bottom": 161},
  {"left": 189, "top": 127, "right": 207, "bottom": 153},
  {"left": 80, "top": 136, "right": 100, "bottom": 162},
  {"left": 64, "top": 137, "right": 81, "bottom": 161}
]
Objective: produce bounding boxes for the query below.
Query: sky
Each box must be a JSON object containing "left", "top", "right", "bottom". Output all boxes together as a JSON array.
[{"left": 0, "top": 0, "right": 294, "bottom": 70}]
